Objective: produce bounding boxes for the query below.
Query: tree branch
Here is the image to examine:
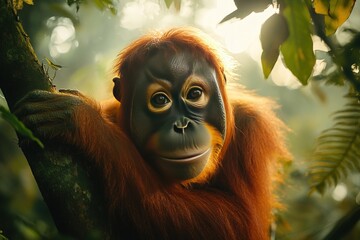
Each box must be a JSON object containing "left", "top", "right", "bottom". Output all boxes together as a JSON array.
[
  {"left": 308, "top": 3, "right": 360, "bottom": 93},
  {"left": 0, "top": 0, "right": 107, "bottom": 238},
  {"left": 324, "top": 206, "right": 360, "bottom": 240}
]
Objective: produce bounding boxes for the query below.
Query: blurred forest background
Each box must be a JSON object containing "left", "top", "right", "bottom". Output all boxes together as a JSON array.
[{"left": 1, "top": 0, "right": 360, "bottom": 239}]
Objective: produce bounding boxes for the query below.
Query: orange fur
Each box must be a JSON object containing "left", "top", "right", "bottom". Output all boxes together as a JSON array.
[
  {"left": 183, "top": 124, "right": 224, "bottom": 185},
  {"left": 70, "top": 28, "right": 289, "bottom": 239}
]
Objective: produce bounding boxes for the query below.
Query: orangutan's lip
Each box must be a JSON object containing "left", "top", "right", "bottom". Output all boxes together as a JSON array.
[{"left": 159, "top": 148, "right": 211, "bottom": 163}]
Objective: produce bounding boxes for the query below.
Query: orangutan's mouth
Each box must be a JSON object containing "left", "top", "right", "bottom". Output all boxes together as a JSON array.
[{"left": 159, "top": 148, "right": 211, "bottom": 163}]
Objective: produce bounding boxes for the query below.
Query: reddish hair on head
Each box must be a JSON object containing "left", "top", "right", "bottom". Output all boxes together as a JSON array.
[{"left": 113, "top": 27, "right": 235, "bottom": 150}]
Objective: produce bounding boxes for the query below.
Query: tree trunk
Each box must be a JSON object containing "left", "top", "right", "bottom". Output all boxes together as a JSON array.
[{"left": 0, "top": 0, "right": 107, "bottom": 238}]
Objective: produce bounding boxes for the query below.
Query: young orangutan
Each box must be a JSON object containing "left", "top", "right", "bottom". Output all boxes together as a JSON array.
[{"left": 15, "top": 27, "right": 288, "bottom": 239}]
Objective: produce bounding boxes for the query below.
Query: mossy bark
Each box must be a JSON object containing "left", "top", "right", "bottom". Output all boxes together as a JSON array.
[{"left": 0, "top": 0, "right": 107, "bottom": 238}]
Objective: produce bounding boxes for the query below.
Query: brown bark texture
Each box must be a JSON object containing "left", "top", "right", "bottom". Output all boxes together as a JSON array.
[{"left": 0, "top": 1, "right": 106, "bottom": 238}]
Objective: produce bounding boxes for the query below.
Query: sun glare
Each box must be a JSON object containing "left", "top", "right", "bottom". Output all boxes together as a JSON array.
[
  {"left": 332, "top": 183, "right": 348, "bottom": 202},
  {"left": 271, "top": 58, "right": 302, "bottom": 89},
  {"left": 199, "top": 2, "right": 303, "bottom": 89},
  {"left": 193, "top": 2, "right": 302, "bottom": 89},
  {"left": 47, "top": 17, "right": 77, "bottom": 58},
  {"left": 215, "top": 6, "right": 277, "bottom": 57}
]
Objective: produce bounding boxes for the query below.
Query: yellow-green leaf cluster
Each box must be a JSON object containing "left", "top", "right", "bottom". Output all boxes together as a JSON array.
[
  {"left": 13, "top": 0, "right": 33, "bottom": 10},
  {"left": 313, "top": 0, "right": 356, "bottom": 35}
]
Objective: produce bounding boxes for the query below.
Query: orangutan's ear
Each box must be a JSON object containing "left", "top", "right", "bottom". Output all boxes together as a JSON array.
[{"left": 113, "top": 77, "right": 122, "bottom": 102}]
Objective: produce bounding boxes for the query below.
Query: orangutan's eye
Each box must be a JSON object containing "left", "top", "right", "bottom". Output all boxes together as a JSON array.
[
  {"left": 151, "top": 92, "right": 171, "bottom": 107},
  {"left": 186, "top": 87, "right": 203, "bottom": 101}
]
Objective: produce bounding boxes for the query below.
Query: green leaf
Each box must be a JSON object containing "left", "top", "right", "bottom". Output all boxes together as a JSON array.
[
  {"left": 280, "top": 0, "right": 315, "bottom": 85},
  {"left": 314, "top": 0, "right": 356, "bottom": 35},
  {"left": 260, "top": 13, "right": 289, "bottom": 78},
  {"left": 309, "top": 95, "right": 360, "bottom": 194},
  {"left": 67, "top": 0, "right": 117, "bottom": 14},
  {"left": 220, "top": 0, "right": 273, "bottom": 23},
  {"left": 164, "top": 0, "right": 173, "bottom": 8},
  {"left": 93, "top": 0, "right": 117, "bottom": 14},
  {"left": 0, "top": 106, "right": 44, "bottom": 148},
  {"left": 164, "top": 0, "right": 181, "bottom": 11},
  {"left": 45, "top": 58, "right": 62, "bottom": 71},
  {"left": 261, "top": 50, "right": 279, "bottom": 78},
  {"left": 313, "top": 0, "right": 329, "bottom": 15},
  {"left": 327, "top": 0, "right": 355, "bottom": 35}
]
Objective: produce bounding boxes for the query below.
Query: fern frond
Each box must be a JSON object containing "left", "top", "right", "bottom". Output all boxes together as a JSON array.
[{"left": 310, "top": 95, "right": 360, "bottom": 194}]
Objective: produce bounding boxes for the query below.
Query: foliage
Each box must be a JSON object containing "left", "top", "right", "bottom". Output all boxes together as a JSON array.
[
  {"left": 221, "top": 0, "right": 356, "bottom": 86},
  {"left": 279, "top": 0, "right": 315, "bottom": 85},
  {"left": 1, "top": 0, "right": 360, "bottom": 238},
  {"left": 0, "top": 106, "right": 43, "bottom": 148},
  {"left": 164, "top": 0, "right": 181, "bottom": 11},
  {"left": 0, "top": 230, "right": 8, "bottom": 240},
  {"left": 314, "top": 0, "right": 356, "bottom": 35},
  {"left": 44, "top": 58, "right": 63, "bottom": 80},
  {"left": 260, "top": 13, "right": 289, "bottom": 78},
  {"left": 221, "top": 1, "right": 360, "bottom": 237},
  {"left": 222, "top": 0, "right": 360, "bottom": 197},
  {"left": 310, "top": 94, "right": 360, "bottom": 194},
  {"left": 12, "top": 0, "right": 33, "bottom": 10},
  {"left": 67, "top": 0, "right": 117, "bottom": 14},
  {"left": 322, "top": 206, "right": 360, "bottom": 239},
  {"left": 220, "top": 0, "right": 270, "bottom": 23},
  {"left": 69, "top": 0, "right": 183, "bottom": 13}
]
